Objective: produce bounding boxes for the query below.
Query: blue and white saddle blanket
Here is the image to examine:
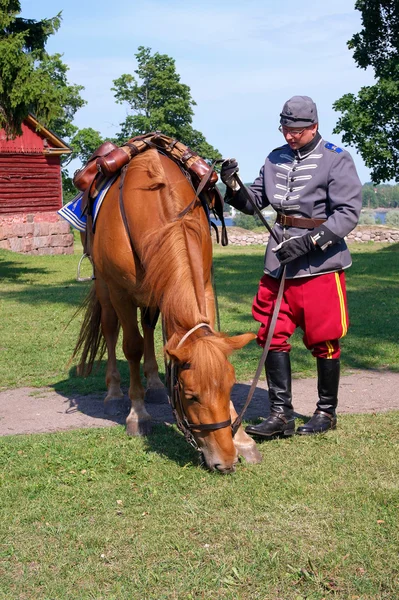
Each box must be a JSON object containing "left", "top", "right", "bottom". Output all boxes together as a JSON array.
[{"left": 58, "top": 176, "right": 117, "bottom": 231}]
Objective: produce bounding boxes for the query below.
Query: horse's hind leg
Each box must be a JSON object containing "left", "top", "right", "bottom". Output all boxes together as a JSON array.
[
  {"left": 141, "top": 308, "right": 168, "bottom": 404},
  {"left": 95, "top": 279, "right": 125, "bottom": 415}
]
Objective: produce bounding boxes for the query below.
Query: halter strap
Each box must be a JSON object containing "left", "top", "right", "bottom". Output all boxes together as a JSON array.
[{"left": 177, "top": 322, "right": 211, "bottom": 348}]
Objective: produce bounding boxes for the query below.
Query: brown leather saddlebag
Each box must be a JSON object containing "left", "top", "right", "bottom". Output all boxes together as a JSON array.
[
  {"left": 186, "top": 154, "right": 218, "bottom": 188},
  {"left": 73, "top": 141, "right": 117, "bottom": 191},
  {"left": 97, "top": 146, "right": 134, "bottom": 178}
]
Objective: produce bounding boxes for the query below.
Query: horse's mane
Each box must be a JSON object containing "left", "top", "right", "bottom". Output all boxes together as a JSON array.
[
  {"left": 139, "top": 151, "right": 210, "bottom": 337},
  {"left": 134, "top": 150, "right": 236, "bottom": 383},
  {"left": 142, "top": 220, "right": 207, "bottom": 330}
]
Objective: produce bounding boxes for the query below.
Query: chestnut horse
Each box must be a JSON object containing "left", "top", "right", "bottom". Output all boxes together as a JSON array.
[{"left": 74, "top": 149, "right": 261, "bottom": 473}]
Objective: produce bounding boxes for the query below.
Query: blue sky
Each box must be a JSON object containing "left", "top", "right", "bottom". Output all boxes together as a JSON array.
[{"left": 21, "top": 0, "right": 374, "bottom": 183}]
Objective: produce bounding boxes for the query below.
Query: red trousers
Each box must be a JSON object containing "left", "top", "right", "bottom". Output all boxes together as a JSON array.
[{"left": 252, "top": 271, "right": 349, "bottom": 359}]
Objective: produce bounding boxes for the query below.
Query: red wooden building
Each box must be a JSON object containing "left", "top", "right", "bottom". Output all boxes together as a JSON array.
[{"left": 0, "top": 114, "right": 74, "bottom": 254}]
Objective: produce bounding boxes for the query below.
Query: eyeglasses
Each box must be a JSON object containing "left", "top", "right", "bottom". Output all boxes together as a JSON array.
[{"left": 278, "top": 125, "right": 306, "bottom": 137}]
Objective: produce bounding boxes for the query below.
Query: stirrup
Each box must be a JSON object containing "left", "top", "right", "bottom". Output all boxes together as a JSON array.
[{"left": 76, "top": 253, "right": 95, "bottom": 282}]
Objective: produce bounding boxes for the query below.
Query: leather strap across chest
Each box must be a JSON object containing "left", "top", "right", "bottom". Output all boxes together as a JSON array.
[{"left": 276, "top": 213, "right": 326, "bottom": 229}]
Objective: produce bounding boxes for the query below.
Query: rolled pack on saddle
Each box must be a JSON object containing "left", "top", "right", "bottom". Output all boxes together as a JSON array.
[{"left": 71, "top": 132, "right": 226, "bottom": 245}]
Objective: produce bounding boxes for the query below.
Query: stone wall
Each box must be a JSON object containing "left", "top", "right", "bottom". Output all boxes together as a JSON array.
[
  {"left": 219, "top": 225, "right": 399, "bottom": 246},
  {"left": 0, "top": 211, "right": 74, "bottom": 255},
  {"left": 346, "top": 226, "right": 399, "bottom": 244}
]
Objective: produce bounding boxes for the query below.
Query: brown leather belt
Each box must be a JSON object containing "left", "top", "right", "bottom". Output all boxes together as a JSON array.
[{"left": 276, "top": 213, "right": 326, "bottom": 229}]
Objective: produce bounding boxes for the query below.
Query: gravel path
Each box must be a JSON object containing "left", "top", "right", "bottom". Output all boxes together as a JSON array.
[{"left": 1, "top": 369, "right": 398, "bottom": 437}]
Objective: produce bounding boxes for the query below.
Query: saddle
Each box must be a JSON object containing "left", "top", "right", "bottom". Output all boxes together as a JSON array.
[{"left": 73, "top": 133, "right": 226, "bottom": 244}]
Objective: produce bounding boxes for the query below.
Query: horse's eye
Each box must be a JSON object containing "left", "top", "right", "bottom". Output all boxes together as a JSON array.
[{"left": 185, "top": 393, "right": 200, "bottom": 403}]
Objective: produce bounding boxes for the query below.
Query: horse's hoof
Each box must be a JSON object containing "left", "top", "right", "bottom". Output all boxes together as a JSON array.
[
  {"left": 104, "top": 398, "right": 129, "bottom": 416},
  {"left": 105, "top": 389, "right": 124, "bottom": 402},
  {"left": 126, "top": 419, "right": 153, "bottom": 436},
  {"left": 235, "top": 443, "right": 263, "bottom": 464},
  {"left": 145, "top": 388, "right": 168, "bottom": 404}
]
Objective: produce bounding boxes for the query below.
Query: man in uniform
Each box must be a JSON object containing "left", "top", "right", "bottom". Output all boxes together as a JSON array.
[{"left": 221, "top": 95, "right": 362, "bottom": 437}]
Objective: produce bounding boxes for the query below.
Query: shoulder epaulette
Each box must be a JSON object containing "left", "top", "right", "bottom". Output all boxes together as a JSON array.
[
  {"left": 324, "top": 142, "right": 343, "bottom": 153},
  {"left": 271, "top": 146, "right": 284, "bottom": 152}
]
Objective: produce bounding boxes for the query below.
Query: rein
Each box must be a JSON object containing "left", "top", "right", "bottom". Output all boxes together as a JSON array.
[
  {"left": 231, "top": 265, "right": 287, "bottom": 435},
  {"left": 229, "top": 173, "right": 287, "bottom": 435},
  {"left": 175, "top": 161, "right": 217, "bottom": 220}
]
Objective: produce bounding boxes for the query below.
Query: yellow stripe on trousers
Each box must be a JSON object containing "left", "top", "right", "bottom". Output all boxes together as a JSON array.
[
  {"left": 335, "top": 272, "right": 348, "bottom": 338},
  {"left": 326, "top": 340, "right": 335, "bottom": 359}
]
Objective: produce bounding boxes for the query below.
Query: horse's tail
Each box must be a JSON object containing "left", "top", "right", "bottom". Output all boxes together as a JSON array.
[{"left": 72, "top": 285, "right": 107, "bottom": 376}]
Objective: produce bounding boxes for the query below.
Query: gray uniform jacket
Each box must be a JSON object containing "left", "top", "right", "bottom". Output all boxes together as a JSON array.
[{"left": 227, "top": 135, "right": 362, "bottom": 279}]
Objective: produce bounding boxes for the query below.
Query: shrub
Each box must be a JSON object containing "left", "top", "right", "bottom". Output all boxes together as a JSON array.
[
  {"left": 358, "top": 211, "right": 375, "bottom": 225},
  {"left": 233, "top": 211, "right": 274, "bottom": 230},
  {"left": 385, "top": 211, "right": 399, "bottom": 228},
  {"left": 233, "top": 213, "right": 259, "bottom": 230}
]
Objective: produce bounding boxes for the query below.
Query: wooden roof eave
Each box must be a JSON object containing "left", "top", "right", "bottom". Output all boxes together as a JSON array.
[
  {"left": 26, "top": 114, "right": 72, "bottom": 155},
  {"left": 43, "top": 147, "right": 72, "bottom": 156}
]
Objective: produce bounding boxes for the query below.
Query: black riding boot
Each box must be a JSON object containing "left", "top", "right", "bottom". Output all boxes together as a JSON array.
[
  {"left": 246, "top": 351, "right": 295, "bottom": 438},
  {"left": 297, "top": 357, "right": 340, "bottom": 435}
]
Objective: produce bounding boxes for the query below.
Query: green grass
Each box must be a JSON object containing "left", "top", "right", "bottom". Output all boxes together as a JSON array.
[
  {"left": 0, "top": 241, "right": 398, "bottom": 393},
  {"left": 1, "top": 242, "right": 399, "bottom": 598},
  {"left": 1, "top": 414, "right": 398, "bottom": 599}
]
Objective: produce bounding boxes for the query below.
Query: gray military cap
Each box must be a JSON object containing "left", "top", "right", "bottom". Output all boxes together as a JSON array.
[{"left": 280, "top": 96, "right": 318, "bottom": 127}]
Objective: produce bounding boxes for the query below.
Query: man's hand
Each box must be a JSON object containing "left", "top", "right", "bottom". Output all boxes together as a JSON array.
[
  {"left": 274, "top": 224, "right": 341, "bottom": 265},
  {"left": 220, "top": 158, "right": 240, "bottom": 191},
  {"left": 273, "top": 234, "right": 316, "bottom": 265}
]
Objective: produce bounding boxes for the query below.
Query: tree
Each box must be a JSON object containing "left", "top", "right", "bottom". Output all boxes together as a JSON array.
[
  {"left": 69, "top": 127, "right": 104, "bottom": 164},
  {"left": 362, "top": 184, "right": 377, "bottom": 209},
  {"left": 333, "top": 1, "right": 399, "bottom": 183},
  {"left": 0, "top": 1, "right": 63, "bottom": 136},
  {"left": 34, "top": 53, "right": 86, "bottom": 142},
  {"left": 0, "top": 5, "right": 89, "bottom": 147},
  {"left": 0, "top": 3, "right": 102, "bottom": 200},
  {"left": 111, "top": 46, "right": 221, "bottom": 163},
  {"left": 60, "top": 125, "right": 107, "bottom": 202}
]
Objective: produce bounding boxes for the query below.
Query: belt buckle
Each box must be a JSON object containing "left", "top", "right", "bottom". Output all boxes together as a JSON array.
[{"left": 280, "top": 213, "right": 288, "bottom": 226}]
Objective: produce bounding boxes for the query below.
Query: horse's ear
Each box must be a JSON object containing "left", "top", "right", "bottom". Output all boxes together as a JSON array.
[
  {"left": 227, "top": 332, "right": 257, "bottom": 350},
  {"left": 166, "top": 346, "right": 190, "bottom": 363}
]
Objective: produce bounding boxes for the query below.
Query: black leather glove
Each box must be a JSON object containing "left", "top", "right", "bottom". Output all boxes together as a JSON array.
[
  {"left": 274, "top": 234, "right": 316, "bottom": 265},
  {"left": 274, "top": 225, "right": 341, "bottom": 265},
  {"left": 220, "top": 158, "right": 240, "bottom": 191}
]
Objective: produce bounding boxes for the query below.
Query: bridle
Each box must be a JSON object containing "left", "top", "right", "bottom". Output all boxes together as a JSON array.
[
  {"left": 167, "top": 302, "right": 288, "bottom": 451},
  {"left": 166, "top": 323, "right": 232, "bottom": 452}
]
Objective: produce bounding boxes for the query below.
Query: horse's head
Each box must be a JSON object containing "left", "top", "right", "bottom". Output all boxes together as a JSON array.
[{"left": 167, "top": 331, "right": 256, "bottom": 474}]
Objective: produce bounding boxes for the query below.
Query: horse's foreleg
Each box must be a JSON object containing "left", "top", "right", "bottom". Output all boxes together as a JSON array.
[
  {"left": 230, "top": 401, "right": 263, "bottom": 464},
  {"left": 140, "top": 308, "right": 167, "bottom": 403},
  {"left": 95, "top": 279, "right": 124, "bottom": 414},
  {"left": 114, "top": 303, "right": 152, "bottom": 436}
]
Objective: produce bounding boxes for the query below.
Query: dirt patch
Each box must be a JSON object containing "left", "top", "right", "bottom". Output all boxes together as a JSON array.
[{"left": 1, "top": 369, "right": 398, "bottom": 437}]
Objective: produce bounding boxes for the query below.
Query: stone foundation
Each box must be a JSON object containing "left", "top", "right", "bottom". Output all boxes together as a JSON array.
[
  {"left": 0, "top": 211, "right": 74, "bottom": 255},
  {"left": 217, "top": 225, "right": 399, "bottom": 246}
]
